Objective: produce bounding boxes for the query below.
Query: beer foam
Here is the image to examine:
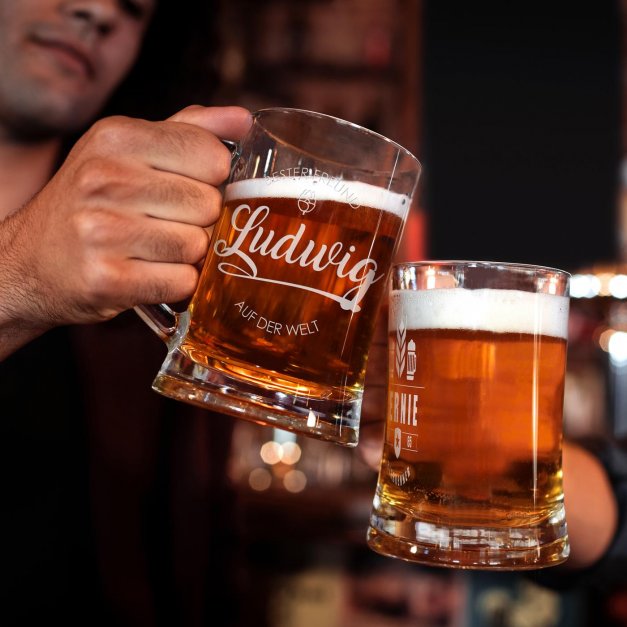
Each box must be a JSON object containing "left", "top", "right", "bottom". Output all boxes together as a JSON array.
[
  {"left": 225, "top": 176, "right": 410, "bottom": 218},
  {"left": 389, "top": 288, "right": 569, "bottom": 339}
]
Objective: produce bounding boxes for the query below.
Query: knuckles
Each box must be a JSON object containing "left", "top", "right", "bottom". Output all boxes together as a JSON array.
[
  {"left": 71, "top": 208, "right": 127, "bottom": 247},
  {"left": 187, "top": 228, "right": 210, "bottom": 264},
  {"left": 211, "top": 144, "right": 232, "bottom": 182},
  {"left": 71, "top": 155, "right": 129, "bottom": 198},
  {"left": 85, "top": 115, "right": 139, "bottom": 151},
  {"left": 76, "top": 257, "right": 124, "bottom": 308},
  {"left": 198, "top": 185, "right": 223, "bottom": 223}
]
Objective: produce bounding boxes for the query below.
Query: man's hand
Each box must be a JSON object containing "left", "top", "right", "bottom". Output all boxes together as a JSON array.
[{"left": 0, "top": 105, "right": 252, "bottom": 358}]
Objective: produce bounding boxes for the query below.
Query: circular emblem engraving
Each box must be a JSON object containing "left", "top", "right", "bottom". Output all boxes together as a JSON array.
[
  {"left": 394, "top": 427, "right": 402, "bottom": 459},
  {"left": 298, "top": 189, "right": 316, "bottom": 215}
]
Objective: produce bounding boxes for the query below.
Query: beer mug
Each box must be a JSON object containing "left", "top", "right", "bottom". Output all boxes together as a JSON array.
[
  {"left": 367, "top": 261, "right": 571, "bottom": 569},
  {"left": 137, "top": 108, "right": 421, "bottom": 446}
]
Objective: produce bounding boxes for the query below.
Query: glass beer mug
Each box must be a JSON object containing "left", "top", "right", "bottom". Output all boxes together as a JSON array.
[
  {"left": 137, "top": 108, "right": 421, "bottom": 446},
  {"left": 367, "top": 261, "right": 571, "bottom": 569}
]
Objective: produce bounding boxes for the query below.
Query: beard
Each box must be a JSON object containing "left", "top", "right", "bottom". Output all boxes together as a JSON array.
[
  {"left": 0, "top": 85, "right": 100, "bottom": 143},
  {"left": 0, "top": 62, "right": 109, "bottom": 143}
]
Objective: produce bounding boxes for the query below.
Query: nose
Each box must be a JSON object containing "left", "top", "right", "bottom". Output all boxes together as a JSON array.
[{"left": 60, "top": 0, "right": 122, "bottom": 37}]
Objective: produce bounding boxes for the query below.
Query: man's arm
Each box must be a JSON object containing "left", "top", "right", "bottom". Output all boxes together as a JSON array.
[
  {"left": 0, "top": 106, "right": 252, "bottom": 360},
  {"left": 561, "top": 440, "right": 619, "bottom": 569},
  {"left": 0, "top": 211, "right": 51, "bottom": 357}
]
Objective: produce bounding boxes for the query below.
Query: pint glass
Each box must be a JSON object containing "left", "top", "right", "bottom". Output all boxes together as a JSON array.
[
  {"left": 367, "top": 261, "right": 570, "bottom": 568},
  {"left": 138, "top": 109, "right": 421, "bottom": 446}
]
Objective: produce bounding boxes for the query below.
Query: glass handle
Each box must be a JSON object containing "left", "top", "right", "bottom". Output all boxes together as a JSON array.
[{"left": 135, "top": 304, "right": 178, "bottom": 342}]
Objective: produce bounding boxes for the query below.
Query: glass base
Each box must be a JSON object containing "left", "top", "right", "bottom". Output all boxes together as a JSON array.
[
  {"left": 367, "top": 492, "right": 570, "bottom": 570},
  {"left": 152, "top": 347, "right": 361, "bottom": 447}
]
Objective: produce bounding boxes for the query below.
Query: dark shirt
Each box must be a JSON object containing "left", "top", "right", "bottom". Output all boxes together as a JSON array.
[
  {"left": 0, "top": 312, "right": 238, "bottom": 626},
  {"left": 531, "top": 442, "right": 627, "bottom": 593},
  {"left": 586, "top": 443, "right": 627, "bottom": 585}
]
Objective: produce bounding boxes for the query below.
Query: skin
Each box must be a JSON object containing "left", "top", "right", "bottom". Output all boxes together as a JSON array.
[
  {"left": 0, "top": 0, "right": 156, "bottom": 138},
  {"left": 561, "top": 440, "right": 618, "bottom": 570},
  {"left": 0, "top": 0, "right": 252, "bottom": 359}
]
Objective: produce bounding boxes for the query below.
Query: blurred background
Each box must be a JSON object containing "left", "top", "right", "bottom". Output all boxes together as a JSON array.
[
  {"left": 183, "top": 1, "right": 626, "bottom": 626},
  {"left": 66, "top": 1, "right": 625, "bottom": 625}
]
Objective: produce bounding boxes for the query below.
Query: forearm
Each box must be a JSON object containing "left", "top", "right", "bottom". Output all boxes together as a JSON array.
[
  {"left": 0, "top": 211, "right": 50, "bottom": 360},
  {"left": 0, "top": 319, "right": 48, "bottom": 361},
  {"left": 562, "top": 440, "right": 619, "bottom": 569}
]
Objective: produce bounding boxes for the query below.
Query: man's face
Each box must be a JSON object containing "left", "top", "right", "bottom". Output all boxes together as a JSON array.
[{"left": 0, "top": 0, "right": 155, "bottom": 139}]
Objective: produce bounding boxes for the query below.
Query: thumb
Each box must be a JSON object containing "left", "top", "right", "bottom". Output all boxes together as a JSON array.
[{"left": 168, "top": 105, "right": 252, "bottom": 141}]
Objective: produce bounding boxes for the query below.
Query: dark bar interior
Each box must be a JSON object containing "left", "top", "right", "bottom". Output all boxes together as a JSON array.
[{"left": 0, "top": 1, "right": 625, "bottom": 625}]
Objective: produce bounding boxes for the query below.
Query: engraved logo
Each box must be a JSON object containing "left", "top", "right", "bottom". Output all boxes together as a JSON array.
[
  {"left": 214, "top": 204, "right": 383, "bottom": 313},
  {"left": 407, "top": 339, "right": 416, "bottom": 381},
  {"left": 395, "top": 319, "right": 407, "bottom": 378},
  {"left": 394, "top": 427, "right": 401, "bottom": 459},
  {"left": 298, "top": 189, "right": 316, "bottom": 215}
]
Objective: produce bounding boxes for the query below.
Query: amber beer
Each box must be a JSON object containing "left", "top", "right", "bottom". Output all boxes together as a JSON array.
[
  {"left": 368, "top": 272, "right": 571, "bottom": 569},
  {"left": 140, "top": 108, "right": 420, "bottom": 447},
  {"left": 183, "top": 176, "right": 406, "bottom": 416}
]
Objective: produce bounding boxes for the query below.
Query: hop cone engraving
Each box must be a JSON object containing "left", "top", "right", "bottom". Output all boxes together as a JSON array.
[{"left": 395, "top": 319, "right": 406, "bottom": 378}]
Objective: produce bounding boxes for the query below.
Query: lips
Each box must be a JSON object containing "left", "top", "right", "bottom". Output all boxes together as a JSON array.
[{"left": 28, "top": 32, "right": 96, "bottom": 79}]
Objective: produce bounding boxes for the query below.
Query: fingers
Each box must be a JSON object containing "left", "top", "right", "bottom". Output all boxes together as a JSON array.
[
  {"left": 73, "top": 157, "right": 224, "bottom": 226},
  {"left": 130, "top": 261, "right": 200, "bottom": 305},
  {"left": 74, "top": 208, "right": 210, "bottom": 265},
  {"left": 154, "top": 105, "right": 252, "bottom": 181},
  {"left": 78, "top": 116, "right": 232, "bottom": 186},
  {"left": 146, "top": 106, "right": 252, "bottom": 183},
  {"left": 139, "top": 173, "right": 223, "bottom": 224},
  {"left": 72, "top": 105, "right": 252, "bottom": 184},
  {"left": 81, "top": 259, "right": 202, "bottom": 315},
  {"left": 69, "top": 105, "right": 252, "bottom": 195},
  {"left": 168, "top": 105, "right": 253, "bottom": 140}
]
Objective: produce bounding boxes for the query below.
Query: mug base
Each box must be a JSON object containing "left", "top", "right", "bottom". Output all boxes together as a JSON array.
[
  {"left": 367, "top": 493, "right": 569, "bottom": 570},
  {"left": 152, "top": 348, "right": 361, "bottom": 447}
]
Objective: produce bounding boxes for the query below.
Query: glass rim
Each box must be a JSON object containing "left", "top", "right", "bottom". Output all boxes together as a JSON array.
[
  {"left": 393, "top": 259, "right": 571, "bottom": 279},
  {"left": 253, "top": 107, "right": 422, "bottom": 172}
]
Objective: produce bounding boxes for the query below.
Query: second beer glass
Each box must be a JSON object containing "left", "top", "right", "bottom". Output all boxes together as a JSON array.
[{"left": 368, "top": 261, "right": 571, "bottom": 569}]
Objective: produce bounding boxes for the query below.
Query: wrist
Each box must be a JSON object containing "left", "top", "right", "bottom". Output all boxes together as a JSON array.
[{"left": 0, "top": 211, "right": 53, "bottom": 359}]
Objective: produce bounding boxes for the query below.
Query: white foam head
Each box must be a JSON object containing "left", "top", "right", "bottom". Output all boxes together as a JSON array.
[
  {"left": 225, "top": 176, "right": 410, "bottom": 219},
  {"left": 389, "top": 288, "right": 569, "bottom": 339}
]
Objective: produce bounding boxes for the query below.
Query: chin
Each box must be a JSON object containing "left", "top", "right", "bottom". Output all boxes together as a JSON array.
[
  {"left": 2, "top": 81, "right": 104, "bottom": 140},
  {"left": 6, "top": 97, "right": 101, "bottom": 140}
]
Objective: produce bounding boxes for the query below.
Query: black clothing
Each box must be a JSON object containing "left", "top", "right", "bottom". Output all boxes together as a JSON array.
[
  {"left": 531, "top": 442, "right": 627, "bottom": 595},
  {"left": 0, "top": 313, "right": 238, "bottom": 626}
]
